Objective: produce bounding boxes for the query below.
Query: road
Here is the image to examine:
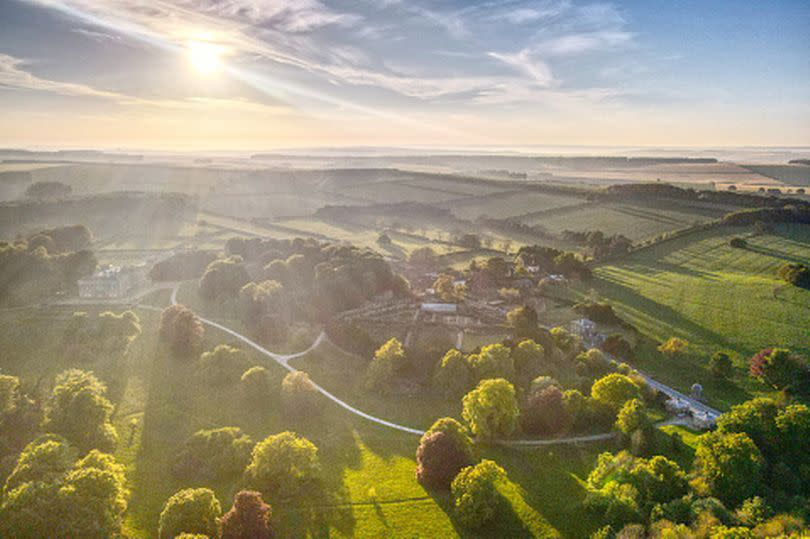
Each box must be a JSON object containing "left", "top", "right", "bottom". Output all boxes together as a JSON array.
[{"left": 135, "top": 283, "right": 715, "bottom": 445}]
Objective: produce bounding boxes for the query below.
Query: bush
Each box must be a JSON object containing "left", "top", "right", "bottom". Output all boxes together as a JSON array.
[
  {"left": 245, "top": 432, "right": 320, "bottom": 500},
  {"left": 281, "top": 371, "right": 319, "bottom": 417},
  {"left": 658, "top": 337, "right": 689, "bottom": 357},
  {"left": 158, "top": 488, "right": 221, "bottom": 539},
  {"left": 220, "top": 490, "right": 273, "bottom": 539},
  {"left": 172, "top": 427, "right": 253, "bottom": 481},
  {"left": 461, "top": 378, "right": 519, "bottom": 440},
  {"left": 450, "top": 459, "right": 506, "bottom": 529},
  {"left": 729, "top": 237, "right": 748, "bottom": 249}
]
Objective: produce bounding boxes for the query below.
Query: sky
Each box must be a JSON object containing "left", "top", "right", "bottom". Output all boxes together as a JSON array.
[{"left": 0, "top": 0, "right": 807, "bottom": 151}]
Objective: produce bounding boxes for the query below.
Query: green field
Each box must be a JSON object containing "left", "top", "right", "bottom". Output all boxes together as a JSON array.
[
  {"left": 525, "top": 200, "right": 731, "bottom": 241},
  {"left": 585, "top": 223, "right": 810, "bottom": 407},
  {"left": 0, "top": 305, "right": 607, "bottom": 538}
]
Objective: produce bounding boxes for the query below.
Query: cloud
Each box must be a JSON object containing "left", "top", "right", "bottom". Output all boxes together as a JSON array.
[
  {"left": 179, "top": 0, "right": 361, "bottom": 33},
  {"left": 0, "top": 53, "right": 125, "bottom": 99},
  {"left": 487, "top": 49, "right": 554, "bottom": 86},
  {"left": 72, "top": 28, "right": 122, "bottom": 42}
]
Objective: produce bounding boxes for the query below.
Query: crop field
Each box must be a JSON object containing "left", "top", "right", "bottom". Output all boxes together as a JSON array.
[
  {"left": 0, "top": 304, "right": 608, "bottom": 538},
  {"left": 586, "top": 223, "right": 810, "bottom": 406},
  {"left": 444, "top": 191, "right": 585, "bottom": 220},
  {"left": 523, "top": 200, "right": 730, "bottom": 241},
  {"left": 741, "top": 164, "right": 810, "bottom": 187},
  {"left": 342, "top": 180, "right": 473, "bottom": 203}
]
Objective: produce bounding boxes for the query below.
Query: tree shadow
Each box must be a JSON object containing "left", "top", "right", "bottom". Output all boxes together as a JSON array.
[{"left": 745, "top": 244, "right": 810, "bottom": 266}]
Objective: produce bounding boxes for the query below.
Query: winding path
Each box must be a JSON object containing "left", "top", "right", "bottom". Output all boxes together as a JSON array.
[{"left": 136, "top": 282, "right": 713, "bottom": 446}]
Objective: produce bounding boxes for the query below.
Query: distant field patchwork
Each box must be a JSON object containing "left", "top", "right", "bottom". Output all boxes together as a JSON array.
[{"left": 444, "top": 191, "right": 585, "bottom": 220}]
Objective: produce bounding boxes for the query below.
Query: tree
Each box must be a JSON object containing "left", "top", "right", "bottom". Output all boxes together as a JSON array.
[
  {"left": 241, "top": 366, "right": 270, "bottom": 402},
  {"left": 691, "top": 432, "right": 764, "bottom": 506},
  {"left": 158, "top": 488, "right": 222, "bottom": 539},
  {"left": 710, "top": 351, "right": 734, "bottom": 380},
  {"left": 281, "top": 371, "right": 319, "bottom": 417},
  {"left": 462, "top": 378, "right": 519, "bottom": 440},
  {"left": 43, "top": 369, "right": 117, "bottom": 453},
  {"left": 729, "top": 237, "right": 748, "bottom": 249},
  {"left": 1, "top": 437, "right": 128, "bottom": 539},
  {"left": 434, "top": 349, "right": 471, "bottom": 397},
  {"left": 172, "top": 427, "right": 253, "bottom": 481},
  {"left": 416, "top": 418, "right": 476, "bottom": 490},
  {"left": 263, "top": 259, "right": 290, "bottom": 285},
  {"left": 467, "top": 343, "right": 514, "bottom": 383},
  {"left": 591, "top": 373, "right": 641, "bottom": 412},
  {"left": 450, "top": 459, "right": 506, "bottom": 529},
  {"left": 245, "top": 432, "right": 320, "bottom": 500},
  {"left": 200, "top": 345, "right": 250, "bottom": 386},
  {"left": 748, "top": 348, "right": 808, "bottom": 392},
  {"left": 409, "top": 247, "right": 437, "bottom": 269},
  {"left": 0, "top": 374, "right": 19, "bottom": 415},
  {"left": 199, "top": 256, "right": 251, "bottom": 300},
  {"left": 220, "top": 490, "right": 273, "bottom": 539},
  {"left": 507, "top": 305, "right": 538, "bottom": 339},
  {"left": 521, "top": 385, "right": 571, "bottom": 436},
  {"left": 658, "top": 337, "right": 689, "bottom": 357},
  {"left": 365, "top": 338, "right": 406, "bottom": 394},
  {"left": 511, "top": 339, "right": 545, "bottom": 382},
  {"left": 615, "top": 399, "right": 651, "bottom": 436},
  {"left": 433, "top": 273, "right": 464, "bottom": 302},
  {"left": 160, "top": 304, "right": 205, "bottom": 358}
]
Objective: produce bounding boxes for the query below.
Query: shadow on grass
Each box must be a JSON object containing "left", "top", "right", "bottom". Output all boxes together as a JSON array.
[{"left": 745, "top": 244, "right": 810, "bottom": 266}]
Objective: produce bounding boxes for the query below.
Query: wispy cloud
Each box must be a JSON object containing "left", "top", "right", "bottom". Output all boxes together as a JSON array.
[{"left": 0, "top": 53, "right": 125, "bottom": 99}]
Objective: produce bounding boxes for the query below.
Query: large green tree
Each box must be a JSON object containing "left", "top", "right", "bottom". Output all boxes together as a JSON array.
[
  {"left": 461, "top": 378, "right": 519, "bottom": 440},
  {"left": 245, "top": 431, "right": 320, "bottom": 500},
  {"left": 450, "top": 459, "right": 506, "bottom": 529},
  {"left": 691, "top": 432, "right": 764, "bottom": 506},
  {"left": 158, "top": 488, "right": 221, "bottom": 539}
]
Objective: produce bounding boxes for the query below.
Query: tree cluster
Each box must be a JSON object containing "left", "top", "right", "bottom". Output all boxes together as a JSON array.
[
  {"left": 172, "top": 427, "right": 253, "bottom": 482},
  {"left": 159, "top": 304, "right": 205, "bottom": 358}
]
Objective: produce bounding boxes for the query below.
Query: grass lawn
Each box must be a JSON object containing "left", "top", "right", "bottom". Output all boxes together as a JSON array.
[
  {"left": 583, "top": 223, "right": 810, "bottom": 408},
  {"left": 0, "top": 304, "right": 611, "bottom": 538}
]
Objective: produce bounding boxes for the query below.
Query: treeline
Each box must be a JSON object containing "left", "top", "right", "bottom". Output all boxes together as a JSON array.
[
  {"left": 562, "top": 230, "right": 633, "bottom": 259},
  {"left": 0, "top": 224, "right": 96, "bottom": 304},
  {"left": 535, "top": 156, "right": 717, "bottom": 167},
  {"left": 516, "top": 245, "right": 591, "bottom": 279},
  {"left": 603, "top": 182, "right": 810, "bottom": 209},
  {"left": 721, "top": 206, "right": 810, "bottom": 226}
]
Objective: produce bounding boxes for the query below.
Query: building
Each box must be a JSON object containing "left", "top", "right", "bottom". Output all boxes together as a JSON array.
[
  {"left": 78, "top": 264, "right": 147, "bottom": 299},
  {"left": 420, "top": 303, "right": 458, "bottom": 314}
]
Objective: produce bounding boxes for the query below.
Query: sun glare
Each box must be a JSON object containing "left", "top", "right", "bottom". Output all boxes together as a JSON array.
[{"left": 187, "top": 40, "right": 223, "bottom": 75}]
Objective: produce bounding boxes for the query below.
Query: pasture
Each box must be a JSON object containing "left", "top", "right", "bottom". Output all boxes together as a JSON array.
[
  {"left": 0, "top": 304, "right": 606, "bottom": 538},
  {"left": 585, "top": 223, "right": 810, "bottom": 407}
]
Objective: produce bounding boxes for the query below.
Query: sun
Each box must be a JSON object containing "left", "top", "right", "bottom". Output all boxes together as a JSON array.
[{"left": 187, "top": 40, "right": 223, "bottom": 75}]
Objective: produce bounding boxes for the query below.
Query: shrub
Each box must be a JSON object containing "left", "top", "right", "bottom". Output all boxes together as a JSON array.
[
  {"left": 280, "top": 371, "right": 319, "bottom": 417},
  {"left": 158, "top": 488, "right": 221, "bottom": 539},
  {"left": 729, "top": 237, "right": 748, "bottom": 248},
  {"left": 450, "top": 459, "right": 506, "bottom": 529},
  {"left": 220, "top": 490, "right": 273, "bottom": 539},
  {"left": 172, "top": 427, "right": 253, "bottom": 481},
  {"left": 245, "top": 432, "right": 320, "bottom": 500},
  {"left": 461, "top": 378, "right": 519, "bottom": 440},
  {"left": 658, "top": 337, "right": 689, "bottom": 357}
]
